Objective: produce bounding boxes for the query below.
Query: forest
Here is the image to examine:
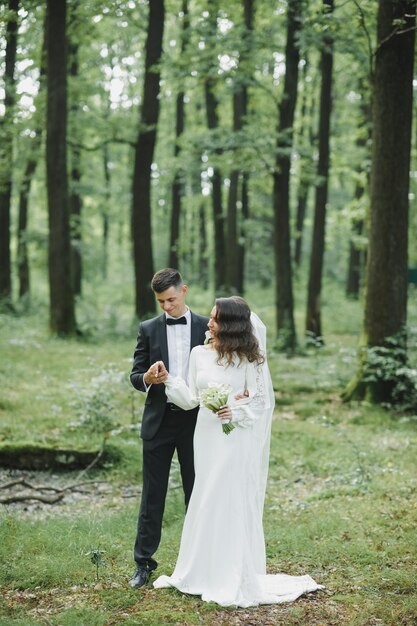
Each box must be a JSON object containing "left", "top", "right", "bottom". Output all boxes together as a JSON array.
[
  {"left": 1, "top": 1, "right": 417, "bottom": 625},
  {"left": 1, "top": 0, "right": 417, "bottom": 400}
]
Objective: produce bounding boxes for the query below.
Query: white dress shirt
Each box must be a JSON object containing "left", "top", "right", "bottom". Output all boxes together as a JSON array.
[{"left": 165, "top": 307, "right": 192, "bottom": 383}]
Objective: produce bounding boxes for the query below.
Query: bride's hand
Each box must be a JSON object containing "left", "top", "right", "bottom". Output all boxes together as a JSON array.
[
  {"left": 154, "top": 360, "right": 168, "bottom": 381},
  {"left": 145, "top": 360, "right": 168, "bottom": 385},
  {"left": 216, "top": 405, "right": 233, "bottom": 421}
]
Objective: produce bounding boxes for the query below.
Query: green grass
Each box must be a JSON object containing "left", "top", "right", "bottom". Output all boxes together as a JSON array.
[{"left": 1, "top": 286, "right": 417, "bottom": 625}]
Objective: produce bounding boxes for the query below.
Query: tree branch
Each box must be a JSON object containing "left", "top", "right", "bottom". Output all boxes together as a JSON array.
[
  {"left": 375, "top": 24, "right": 417, "bottom": 56},
  {"left": 74, "top": 445, "right": 106, "bottom": 482},
  {"left": 352, "top": 0, "right": 374, "bottom": 79},
  {"left": 0, "top": 493, "right": 64, "bottom": 505},
  {"left": 67, "top": 137, "right": 136, "bottom": 152}
]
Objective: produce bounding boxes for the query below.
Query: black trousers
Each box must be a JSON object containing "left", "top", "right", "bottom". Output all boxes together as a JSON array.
[{"left": 133, "top": 405, "right": 196, "bottom": 570}]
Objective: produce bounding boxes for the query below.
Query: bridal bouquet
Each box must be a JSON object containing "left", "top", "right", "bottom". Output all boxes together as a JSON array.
[{"left": 200, "top": 383, "right": 235, "bottom": 435}]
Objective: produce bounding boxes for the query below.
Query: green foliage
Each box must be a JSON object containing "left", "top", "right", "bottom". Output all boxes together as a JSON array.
[
  {"left": 360, "top": 329, "right": 417, "bottom": 409},
  {"left": 69, "top": 367, "right": 128, "bottom": 435},
  {"left": 85, "top": 547, "right": 108, "bottom": 581}
]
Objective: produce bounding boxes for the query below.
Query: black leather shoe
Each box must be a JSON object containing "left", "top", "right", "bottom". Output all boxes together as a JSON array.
[{"left": 128, "top": 567, "right": 152, "bottom": 589}]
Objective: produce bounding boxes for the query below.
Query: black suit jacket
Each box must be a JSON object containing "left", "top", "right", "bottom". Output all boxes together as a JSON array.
[{"left": 130, "top": 311, "right": 209, "bottom": 440}]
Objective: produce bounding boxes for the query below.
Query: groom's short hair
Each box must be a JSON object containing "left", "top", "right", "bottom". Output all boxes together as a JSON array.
[{"left": 151, "top": 268, "right": 183, "bottom": 293}]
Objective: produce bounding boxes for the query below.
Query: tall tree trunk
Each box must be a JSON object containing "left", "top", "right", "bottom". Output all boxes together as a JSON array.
[
  {"left": 17, "top": 154, "right": 37, "bottom": 302},
  {"left": 69, "top": 138, "right": 82, "bottom": 296},
  {"left": 237, "top": 0, "right": 254, "bottom": 295},
  {"left": 168, "top": 92, "right": 184, "bottom": 270},
  {"left": 294, "top": 180, "right": 309, "bottom": 268},
  {"left": 305, "top": 0, "right": 334, "bottom": 343},
  {"left": 204, "top": 2, "right": 226, "bottom": 293},
  {"left": 346, "top": 213, "right": 364, "bottom": 298},
  {"left": 190, "top": 156, "right": 209, "bottom": 289},
  {"left": 204, "top": 76, "right": 226, "bottom": 293},
  {"left": 132, "top": 0, "right": 165, "bottom": 318},
  {"left": 226, "top": 167, "right": 239, "bottom": 293},
  {"left": 46, "top": 0, "right": 76, "bottom": 334},
  {"left": 0, "top": 0, "right": 19, "bottom": 307},
  {"left": 226, "top": 90, "right": 246, "bottom": 294},
  {"left": 343, "top": 0, "right": 416, "bottom": 403},
  {"left": 225, "top": 79, "right": 245, "bottom": 294},
  {"left": 236, "top": 171, "right": 249, "bottom": 294},
  {"left": 182, "top": 201, "right": 193, "bottom": 277},
  {"left": 226, "top": 0, "right": 254, "bottom": 295},
  {"left": 68, "top": 4, "right": 82, "bottom": 297},
  {"left": 273, "top": 0, "right": 302, "bottom": 351},
  {"left": 346, "top": 79, "right": 371, "bottom": 299},
  {"left": 198, "top": 201, "right": 209, "bottom": 290},
  {"left": 102, "top": 142, "right": 110, "bottom": 279},
  {"left": 17, "top": 19, "right": 47, "bottom": 303},
  {"left": 169, "top": 0, "right": 189, "bottom": 269},
  {"left": 294, "top": 58, "right": 315, "bottom": 269}
]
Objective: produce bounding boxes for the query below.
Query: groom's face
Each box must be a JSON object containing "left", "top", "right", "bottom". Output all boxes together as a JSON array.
[{"left": 155, "top": 284, "right": 188, "bottom": 318}]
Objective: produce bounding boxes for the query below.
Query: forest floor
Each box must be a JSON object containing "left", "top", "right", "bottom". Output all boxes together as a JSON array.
[{"left": 1, "top": 289, "right": 417, "bottom": 626}]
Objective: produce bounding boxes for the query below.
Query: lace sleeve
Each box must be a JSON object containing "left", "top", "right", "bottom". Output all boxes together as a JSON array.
[{"left": 230, "top": 361, "right": 267, "bottom": 428}]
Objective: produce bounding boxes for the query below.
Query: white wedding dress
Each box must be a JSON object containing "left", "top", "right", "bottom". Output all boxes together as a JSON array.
[{"left": 153, "top": 342, "right": 322, "bottom": 607}]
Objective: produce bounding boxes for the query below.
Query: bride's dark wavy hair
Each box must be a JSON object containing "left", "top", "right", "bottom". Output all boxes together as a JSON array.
[{"left": 213, "top": 296, "right": 265, "bottom": 367}]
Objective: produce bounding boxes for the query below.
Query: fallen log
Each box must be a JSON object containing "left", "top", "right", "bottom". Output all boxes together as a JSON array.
[{"left": 0, "top": 442, "right": 121, "bottom": 471}]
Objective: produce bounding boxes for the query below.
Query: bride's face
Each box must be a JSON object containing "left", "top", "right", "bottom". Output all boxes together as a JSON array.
[{"left": 208, "top": 306, "right": 219, "bottom": 338}]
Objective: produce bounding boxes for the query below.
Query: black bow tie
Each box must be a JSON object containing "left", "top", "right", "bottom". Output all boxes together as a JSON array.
[{"left": 166, "top": 316, "right": 187, "bottom": 326}]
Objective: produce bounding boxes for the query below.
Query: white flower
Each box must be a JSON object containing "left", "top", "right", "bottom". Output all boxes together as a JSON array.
[{"left": 199, "top": 383, "right": 235, "bottom": 435}]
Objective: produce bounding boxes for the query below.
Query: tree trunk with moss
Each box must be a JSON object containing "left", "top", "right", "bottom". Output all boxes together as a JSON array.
[{"left": 343, "top": 0, "right": 416, "bottom": 403}]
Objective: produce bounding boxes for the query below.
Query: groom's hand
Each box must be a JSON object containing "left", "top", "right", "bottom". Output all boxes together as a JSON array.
[
  {"left": 234, "top": 390, "right": 249, "bottom": 401},
  {"left": 144, "top": 361, "right": 168, "bottom": 385}
]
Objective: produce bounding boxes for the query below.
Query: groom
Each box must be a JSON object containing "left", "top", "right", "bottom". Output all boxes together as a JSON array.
[{"left": 128, "top": 268, "right": 209, "bottom": 589}]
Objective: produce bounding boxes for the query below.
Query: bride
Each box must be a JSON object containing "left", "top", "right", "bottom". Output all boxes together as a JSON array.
[{"left": 152, "top": 296, "right": 322, "bottom": 607}]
